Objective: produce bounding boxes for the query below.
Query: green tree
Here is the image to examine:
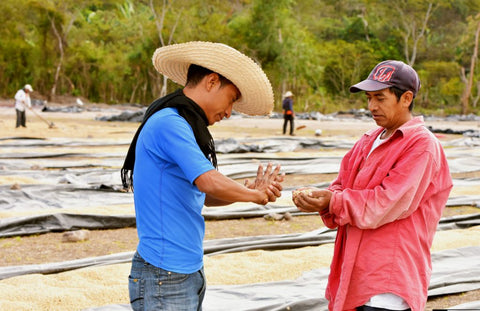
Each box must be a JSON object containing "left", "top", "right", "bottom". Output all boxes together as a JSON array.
[
  {"left": 320, "top": 40, "right": 378, "bottom": 97},
  {"left": 417, "top": 61, "right": 462, "bottom": 113},
  {"left": 366, "top": 0, "right": 449, "bottom": 66},
  {"left": 2, "top": 0, "right": 480, "bottom": 115},
  {"left": 229, "top": 0, "right": 324, "bottom": 111},
  {"left": 0, "top": 0, "right": 42, "bottom": 96}
]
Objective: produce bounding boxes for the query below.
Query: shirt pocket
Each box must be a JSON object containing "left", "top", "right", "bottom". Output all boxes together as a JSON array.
[{"left": 353, "top": 163, "right": 390, "bottom": 189}]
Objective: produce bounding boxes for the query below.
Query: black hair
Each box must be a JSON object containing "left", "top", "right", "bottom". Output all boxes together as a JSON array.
[
  {"left": 186, "top": 64, "right": 232, "bottom": 87},
  {"left": 390, "top": 86, "right": 414, "bottom": 111}
]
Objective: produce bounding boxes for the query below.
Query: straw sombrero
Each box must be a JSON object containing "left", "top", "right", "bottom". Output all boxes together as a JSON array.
[{"left": 152, "top": 41, "right": 274, "bottom": 116}]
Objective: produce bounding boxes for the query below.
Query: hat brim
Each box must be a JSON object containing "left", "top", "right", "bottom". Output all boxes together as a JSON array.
[
  {"left": 152, "top": 42, "right": 274, "bottom": 116},
  {"left": 350, "top": 79, "right": 391, "bottom": 93}
]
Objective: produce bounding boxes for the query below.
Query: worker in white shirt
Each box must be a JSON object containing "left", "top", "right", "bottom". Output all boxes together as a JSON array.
[{"left": 14, "top": 84, "right": 33, "bottom": 128}]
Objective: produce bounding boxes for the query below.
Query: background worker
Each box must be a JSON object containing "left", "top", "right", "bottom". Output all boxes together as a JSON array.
[
  {"left": 282, "top": 90, "right": 295, "bottom": 135},
  {"left": 121, "top": 41, "right": 284, "bottom": 311},
  {"left": 14, "top": 84, "right": 33, "bottom": 128},
  {"left": 293, "top": 60, "right": 452, "bottom": 311}
]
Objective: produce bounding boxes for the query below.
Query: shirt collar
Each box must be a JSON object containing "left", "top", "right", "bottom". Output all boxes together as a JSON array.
[{"left": 365, "top": 116, "right": 424, "bottom": 139}]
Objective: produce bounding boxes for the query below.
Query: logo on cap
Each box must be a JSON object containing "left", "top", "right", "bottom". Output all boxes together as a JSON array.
[{"left": 372, "top": 65, "right": 395, "bottom": 82}]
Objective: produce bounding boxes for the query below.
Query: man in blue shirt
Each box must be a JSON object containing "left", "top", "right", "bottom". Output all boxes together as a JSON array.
[{"left": 122, "top": 42, "right": 283, "bottom": 311}]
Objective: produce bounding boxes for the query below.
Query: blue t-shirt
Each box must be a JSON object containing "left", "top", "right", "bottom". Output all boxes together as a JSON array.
[{"left": 133, "top": 107, "right": 214, "bottom": 273}]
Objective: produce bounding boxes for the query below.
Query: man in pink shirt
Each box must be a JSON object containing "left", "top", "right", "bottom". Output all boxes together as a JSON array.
[{"left": 293, "top": 60, "right": 452, "bottom": 311}]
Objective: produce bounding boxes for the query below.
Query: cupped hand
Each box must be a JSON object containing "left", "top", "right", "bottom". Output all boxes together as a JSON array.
[{"left": 292, "top": 188, "right": 332, "bottom": 215}]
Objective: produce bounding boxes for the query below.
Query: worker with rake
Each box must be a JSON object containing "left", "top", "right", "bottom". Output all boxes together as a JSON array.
[{"left": 14, "top": 84, "right": 33, "bottom": 128}]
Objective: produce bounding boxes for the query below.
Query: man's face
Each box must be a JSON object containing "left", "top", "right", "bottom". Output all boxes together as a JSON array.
[
  {"left": 365, "top": 88, "right": 409, "bottom": 131},
  {"left": 204, "top": 82, "right": 240, "bottom": 125}
]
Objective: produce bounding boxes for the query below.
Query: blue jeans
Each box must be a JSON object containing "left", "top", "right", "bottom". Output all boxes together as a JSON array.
[{"left": 128, "top": 251, "right": 206, "bottom": 311}]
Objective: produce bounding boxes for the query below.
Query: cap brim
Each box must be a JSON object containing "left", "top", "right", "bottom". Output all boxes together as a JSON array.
[
  {"left": 152, "top": 42, "right": 274, "bottom": 116},
  {"left": 350, "top": 79, "right": 390, "bottom": 93}
]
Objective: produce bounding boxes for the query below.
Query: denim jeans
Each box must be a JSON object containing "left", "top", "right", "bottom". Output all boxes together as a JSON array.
[{"left": 129, "top": 251, "right": 206, "bottom": 311}]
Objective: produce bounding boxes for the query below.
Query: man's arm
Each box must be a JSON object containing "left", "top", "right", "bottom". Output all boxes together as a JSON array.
[
  {"left": 330, "top": 149, "right": 440, "bottom": 229},
  {"left": 197, "top": 163, "right": 282, "bottom": 206}
]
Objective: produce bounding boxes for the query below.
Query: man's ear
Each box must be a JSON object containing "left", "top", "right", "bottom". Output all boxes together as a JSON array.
[
  {"left": 205, "top": 73, "right": 220, "bottom": 91},
  {"left": 401, "top": 91, "right": 414, "bottom": 108}
]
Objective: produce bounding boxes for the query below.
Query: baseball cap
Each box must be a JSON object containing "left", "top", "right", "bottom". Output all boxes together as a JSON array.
[
  {"left": 349, "top": 60, "right": 420, "bottom": 97},
  {"left": 24, "top": 84, "right": 33, "bottom": 92}
]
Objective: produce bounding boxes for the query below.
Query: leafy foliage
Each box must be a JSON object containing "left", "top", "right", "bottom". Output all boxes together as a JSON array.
[{"left": 1, "top": 0, "right": 480, "bottom": 115}]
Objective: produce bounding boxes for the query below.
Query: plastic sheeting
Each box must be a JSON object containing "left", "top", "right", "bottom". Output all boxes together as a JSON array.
[
  {"left": 1, "top": 214, "right": 479, "bottom": 280},
  {"left": 0, "top": 229, "right": 335, "bottom": 280},
  {"left": 215, "top": 137, "right": 355, "bottom": 153},
  {"left": 0, "top": 251, "right": 133, "bottom": 281},
  {"left": 429, "top": 247, "right": 480, "bottom": 296},
  {"left": 0, "top": 183, "right": 131, "bottom": 211},
  {"left": 2, "top": 134, "right": 480, "bottom": 216},
  {"left": 445, "top": 300, "right": 480, "bottom": 309},
  {"left": 202, "top": 246, "right": 480, "bottom": 310},
  {"left": 80, "top": 246, "right": 480, "bottom": 311},
  {"left": 2, "top": 117, "right": 480, "bottom": 309},
  {"left": 0, "top": 213, "right": 136, "bottom": 238},
  {"left": 1, "top": 205, "right": 479, "bottom": 238}
]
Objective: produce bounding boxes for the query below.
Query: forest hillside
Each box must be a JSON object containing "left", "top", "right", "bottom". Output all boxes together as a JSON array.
[{"left": 2, "top": 0, "right": 480, "bottom": 115}]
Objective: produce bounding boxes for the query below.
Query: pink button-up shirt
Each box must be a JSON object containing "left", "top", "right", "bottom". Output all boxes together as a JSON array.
[{"left": 322, "top": 116, "right": 452, "bottom": 311}]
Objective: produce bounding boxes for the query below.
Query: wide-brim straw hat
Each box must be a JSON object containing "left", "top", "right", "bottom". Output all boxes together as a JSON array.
[{"left": 152, "top": 41, "right": 274, "bottom": 116}]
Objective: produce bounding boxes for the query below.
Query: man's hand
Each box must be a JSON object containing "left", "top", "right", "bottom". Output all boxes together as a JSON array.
[
  {"left": 244, "top": 163, "right": 284, "bottom": 203},
  {"left": 292, "top": 187, "right": 332, "bottom": 215}
]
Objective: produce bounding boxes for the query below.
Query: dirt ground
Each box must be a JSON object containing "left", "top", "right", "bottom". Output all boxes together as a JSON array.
[{"left": 1, "top": 99, "right": 480, "bottom": 310}]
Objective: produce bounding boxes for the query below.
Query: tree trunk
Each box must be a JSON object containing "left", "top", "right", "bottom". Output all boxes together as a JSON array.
[
  {"left": 149, "top": 0, "right": 180, "bottom": 96},
  {"left": 409, "top": 3, "right": 433, "bottom": 66},
  {"left": 395, "top": 2, "right": 434, "bottom": 66},
  {"left": 48, "top": 14, "right": 75, "bottom": 101},
  {"left": 461, "top": 19, "right": 480, "bottom": 115},
  {"left": 49, "top": 17, "right": 64, "bottom": 100}
]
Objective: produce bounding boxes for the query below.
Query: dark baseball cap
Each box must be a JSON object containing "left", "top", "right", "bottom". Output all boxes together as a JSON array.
[{"left": 350, "top": 60, "right": 421, "bottom": 97}]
